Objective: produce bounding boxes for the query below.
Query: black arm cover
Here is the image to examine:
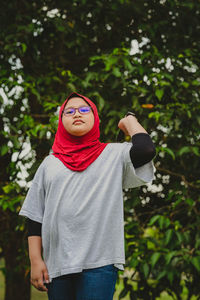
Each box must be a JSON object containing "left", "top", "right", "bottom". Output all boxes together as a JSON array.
[
  {"left": 27, "top": 218, "right": 42, "bottom": 237},
  {"left": 130, "top": 133, "right": 156, "bottom": 168}
]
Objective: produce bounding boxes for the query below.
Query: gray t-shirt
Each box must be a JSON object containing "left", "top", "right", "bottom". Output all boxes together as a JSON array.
[{"left": 19, "top": 142, "right": 155, "bottom": 282}]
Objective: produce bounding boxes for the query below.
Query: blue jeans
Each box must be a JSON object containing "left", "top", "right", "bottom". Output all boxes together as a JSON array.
[{"left": 45, "top": 264, "right": 118, "bottom": 300}]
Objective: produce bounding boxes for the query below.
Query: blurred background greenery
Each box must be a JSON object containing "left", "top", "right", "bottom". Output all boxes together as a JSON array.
[{"left": 0, "top": 0, "right": 200, "bottom": 299}]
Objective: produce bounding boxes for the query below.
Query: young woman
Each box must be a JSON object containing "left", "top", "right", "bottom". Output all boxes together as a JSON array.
[{"left": 19, "top": 92, "right": 156, "bottom": 300}]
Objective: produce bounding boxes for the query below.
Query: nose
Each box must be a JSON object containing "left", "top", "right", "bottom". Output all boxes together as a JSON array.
[{"left": 74, "top": 109, "right": 81, "bottom": 117}]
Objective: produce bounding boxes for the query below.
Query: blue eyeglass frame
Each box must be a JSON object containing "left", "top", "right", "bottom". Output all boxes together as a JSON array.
[{"left": 63, "top": 106, "right": 92, "bottom": 116}]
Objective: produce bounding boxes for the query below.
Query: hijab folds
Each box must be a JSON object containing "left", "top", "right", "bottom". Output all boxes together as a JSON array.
[{"left": 52, "top": 92, "right": 108, "bottom": 172}]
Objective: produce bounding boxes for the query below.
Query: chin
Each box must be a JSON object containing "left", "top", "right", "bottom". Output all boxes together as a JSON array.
[{"left": 71, "top": 131, "right": 87, "bottom": 136}]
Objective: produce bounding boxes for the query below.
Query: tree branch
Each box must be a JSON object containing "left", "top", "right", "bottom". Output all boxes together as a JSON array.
[{"left": 155, "top": 165, "right": 200, "bottom": 190}]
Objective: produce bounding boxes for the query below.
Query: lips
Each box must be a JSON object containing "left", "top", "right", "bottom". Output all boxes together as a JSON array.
[{"left": 73, "top": 120, "right": 84, "bottom": 124}]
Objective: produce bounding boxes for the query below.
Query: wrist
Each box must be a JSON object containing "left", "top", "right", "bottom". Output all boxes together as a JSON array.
[
  {"left": 125, "top": 115, "right": 147, "bottom": 135},
  {"left": 125, "top": 111, "right": 136, "bottom": 117},
  {"left": 28, "top": 236, "right": 42, "bottom": 263},
  {"left": 125, "top": 112, "right": 138, "bottom": 124},
  {"left": 125, "top": 111, "right": 137, "bottom": 119},
  {"left": 126, "top": 115, "right": 138, "bottom": 121},
  {"left": 30, "top": 256, "right": 43, "bottom": 264}
]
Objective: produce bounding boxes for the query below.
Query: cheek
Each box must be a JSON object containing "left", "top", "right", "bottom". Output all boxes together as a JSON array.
[
  {"left": 62, "top": 117, "right": 70, "bottom": 130},
  {"left": 89, "top": 115, "right": 95, "bottom": 129}
]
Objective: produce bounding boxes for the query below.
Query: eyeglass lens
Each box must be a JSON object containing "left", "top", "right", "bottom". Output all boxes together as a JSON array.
[{"left": 64, "top": 106, "right": 91, "bottom": 116}]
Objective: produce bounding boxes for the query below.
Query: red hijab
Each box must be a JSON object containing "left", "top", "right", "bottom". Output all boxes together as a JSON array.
[{"left": 52, "top": 92, "right": 108, "bottom": 172}]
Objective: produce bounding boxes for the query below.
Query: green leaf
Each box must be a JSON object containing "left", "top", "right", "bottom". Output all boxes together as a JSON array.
[
  {"left": 165, "top": 251, "right": 177, "bottom": 265},
  {"left": 82, "top": 72, "right": 94, "bottom": 88},
  {"left": 43, "top": 101, "right": 59, "bottom": 112},
  {"left": 167, "top": 271, "right": 174, "bottom": 284},
  {"left": 21, "top": 43, "right": 27, "bottom": 53},
  {"left": 181, "top": 81, "right": 189, "bottom": 88},
  {"left": 151, "top": 252, "right": 161, "bottom": 268},
  {"left": 148, "top": 215, "right": 160, "bottom": 226},
  {"left": 185, "top": 198, "right": 194, "bottom": 206},
  {"left": 177, "top": 146, "right": 190, "bottom": 156},
  {"left": 142, "top": 263, "right": 149, "bottom": 279},
  {"left": 191, "top": 147, "right": 200, "bottom": 156},
  {"left": 164, "top": 73, "right": 173, "bottom": 82},
  {"left": 0, "top": 144, "right": 9, "bottom": 156},
  {"left": 187, "top": 110, "right": 192, "bottom": 118},
  {"left": 141, "top": 51, "right": 151, "bottom": 61},
  {"left": 112, "top": 67, "right": 121, "bottom": 77},
  {"left": 195, "top": 234, "right": 200, "bottom": 249},
  {"left": 52, "top": 76, "right": 62, "bottom": 83},
  {"left": 123, "top": 58, "right": 134, "bottom": 70},
  {"left": 191, "top": 256, "right": 200, "bottom": 272},
  {"left": 138, "top": 66, "right": 144, "bottom": 75},
  {"left": 158, "top": 216, "right": 170, "bottom": 230},
  {"left": 191, "top": 80, "right": 200, "bottom": 86},
  {"left": 164, "top": 229, "right": 173, "bottom": 245},
  {"left": 90, "top": 92, "right": 105, "bottom": 111},
  {"left": 147, "top": 240, "right": 156, "bottom": 250},
  {"left": 21, "top": 115, "right": 35, "bottom": 128},
  {"left": 130, "top": 256, "right": 139, "bottom": 268},
  {"left": 12, "top": 136, "right": 21, "bottom": 149},
  {"left": 157, "top": 270, "right": 167, "bottom": 281},
  {"left": 176, "top": 231, "right": 184, "bottom": 243},
  {"left": 31, "top": 87, "right": 40, "bottom": 100},
  {"left": 3, "top": 184, "right": 13, "bottom": 194},
  {"left": 104, "top": 56, "right": 118, "bottom": 71},
  {"left": 66, "top": 82, "right": 76, "bottom": 91},
  {"left": 163, "top": 147, "right": 175, "bottom": 160},
  {"left": 148, "top": 111, "right": 161, "bottom": 122},
  {"left": 155, "top": 89, "right": 164, "bottom": 100},
  {"left": 159, "top": 80, "right": 170, "bottom": 87}
]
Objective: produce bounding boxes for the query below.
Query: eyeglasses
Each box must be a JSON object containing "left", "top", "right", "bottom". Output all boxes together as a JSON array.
[{"left": 63, "top": 106, "right": 92, "bottom": 116}]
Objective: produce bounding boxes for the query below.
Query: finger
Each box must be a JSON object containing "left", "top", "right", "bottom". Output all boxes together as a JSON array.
[
  {"left": 118, "top": 121, "right": 125, "bottom": 131},
  {"left": 43, "top": 270, "right": 49, "bottom": 291},
  {"left": 37, "top": 281, "right": 48, "bottom": 292},
  {"left": 30, "top": 278, "right": 36, "bottom": 286},
  {"left": 38, "top": 286, "right": 47, "bottom": 292},
  {"left": 31, "top": 279, "right": 39, "bottom": 290},
  {"left": 38, "top": 276, "right": 48, "bottom": 292},
  {"left": 43, "top": 269, "right": 50, "bottom": 284}
]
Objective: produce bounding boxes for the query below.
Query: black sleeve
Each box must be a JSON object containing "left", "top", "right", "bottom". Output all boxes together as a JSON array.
[
  {"left": 129, "top": 133, "right": 156, "bottom": 169},
  {"left": 27, "top": 218, "right": 42, "bottom": 237}
]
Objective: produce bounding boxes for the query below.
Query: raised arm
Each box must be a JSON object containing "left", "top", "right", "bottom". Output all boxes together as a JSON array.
[{"left": 118, "top": 114, "right": 156, "bottom": 168}]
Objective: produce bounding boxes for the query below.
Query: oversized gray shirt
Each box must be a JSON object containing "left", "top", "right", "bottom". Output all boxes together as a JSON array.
[{"left": 19, "top": 142, "right": 155, "bottom": 281}]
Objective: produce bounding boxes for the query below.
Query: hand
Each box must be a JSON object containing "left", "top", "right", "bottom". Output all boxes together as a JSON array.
[
  {"left": 118, "top": 115, "right": 147, "bottom": 137},
  {"left": 30, "top": 259, "right": 49, "bottom": 292},
  {"left": 118, "top": 117, "right": 130, "bottom": 136}
]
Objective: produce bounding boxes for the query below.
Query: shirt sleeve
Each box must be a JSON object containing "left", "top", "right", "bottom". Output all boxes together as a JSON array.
[
  {"left": 19, "top": 160, "right": 46, "bottom": 223},
  {"left": 27, "top": 218, "right": 42, "bottom": 237},
  {"left": 122, "top": 141, "right": 156, "bottom": 189},
  {"left": 129, "top": 133, "right": 156, "bottom": 168}
]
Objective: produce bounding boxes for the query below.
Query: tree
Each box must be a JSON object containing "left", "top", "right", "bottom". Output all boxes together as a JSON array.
[{"left": 0, "top": 0, "right": 200, "bottom": 299}]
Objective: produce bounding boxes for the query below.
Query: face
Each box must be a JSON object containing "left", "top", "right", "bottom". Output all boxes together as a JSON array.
[{"left": 62, "top": 97, "right": 95, "bottom": 136}]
